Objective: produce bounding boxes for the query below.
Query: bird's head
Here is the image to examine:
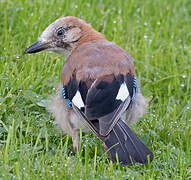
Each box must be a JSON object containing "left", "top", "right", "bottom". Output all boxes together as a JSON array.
[{"left": 25, "top": 16, "right": 104, "bottom": 58}]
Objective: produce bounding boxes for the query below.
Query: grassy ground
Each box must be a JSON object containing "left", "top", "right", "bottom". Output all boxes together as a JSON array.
[{"left": 0, "top": 0, "right": 191, "bottom": 179}]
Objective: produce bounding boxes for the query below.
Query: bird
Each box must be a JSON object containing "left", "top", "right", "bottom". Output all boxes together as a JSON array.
[{"left": 25, "top": 16, "right": 153, "bottom": 165}]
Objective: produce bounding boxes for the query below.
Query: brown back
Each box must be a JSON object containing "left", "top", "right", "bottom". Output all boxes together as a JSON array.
[{"left": 61, "top": 39, "right": 135, "bottom": 85}]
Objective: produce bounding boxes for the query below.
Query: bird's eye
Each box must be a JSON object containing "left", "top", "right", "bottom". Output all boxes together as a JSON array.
[{"left": 57, "top": 28, "right": 65, "bottom": 36}]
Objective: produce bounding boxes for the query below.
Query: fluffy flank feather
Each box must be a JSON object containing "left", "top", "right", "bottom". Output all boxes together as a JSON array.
[
  {"left": 47, "top": 85, "right": 89, "bottom": 136},
  {"left": 125, "top": 93, "right": 149, "bottom": 125}
]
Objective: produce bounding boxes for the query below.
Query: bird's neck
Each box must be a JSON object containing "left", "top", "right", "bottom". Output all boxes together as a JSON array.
[
  {"left": 66, "top": 29, "right": 105, "bottom": 59},
  {"left": 77, "top": 29, "right": 105, "bottom": 47}
]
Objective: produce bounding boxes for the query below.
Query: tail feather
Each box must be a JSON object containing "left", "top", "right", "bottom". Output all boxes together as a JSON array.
[
  {"left": 105, "top": 119, "right": 153, "bottom": 165},
  {"left": 73, "top": 104, "right": 153, "bottom": 165}
]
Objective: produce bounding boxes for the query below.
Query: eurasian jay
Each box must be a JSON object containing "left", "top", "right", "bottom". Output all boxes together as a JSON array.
[{"left": 25, "top": 16, "right": 153, "bottom": 165}]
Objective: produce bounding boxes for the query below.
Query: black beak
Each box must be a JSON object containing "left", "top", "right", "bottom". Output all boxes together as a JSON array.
[{"left": 25, "top": 41, "right": 49, "bottom": 54}]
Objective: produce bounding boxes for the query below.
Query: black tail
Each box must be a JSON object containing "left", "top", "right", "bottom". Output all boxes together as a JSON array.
[{"left": 104, "top": 119, "right": 153, "bottom": 165}]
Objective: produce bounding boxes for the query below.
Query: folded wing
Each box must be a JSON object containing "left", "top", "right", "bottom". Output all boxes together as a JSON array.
[{"left": 64, "top": 73, "right": 153, "bottom": 165}]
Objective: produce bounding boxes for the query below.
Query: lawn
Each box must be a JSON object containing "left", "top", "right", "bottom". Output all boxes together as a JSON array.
[{"left": 0, "top": 0, "right": 191, "bottom": 179}]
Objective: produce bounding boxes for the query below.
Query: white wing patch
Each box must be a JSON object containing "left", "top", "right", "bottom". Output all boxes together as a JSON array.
[
  {"left": 116, "top": 82, "right": 129, "bottom": 101},
  {"left": 72, "top": 90, "right": 84, "bottom": 108}
]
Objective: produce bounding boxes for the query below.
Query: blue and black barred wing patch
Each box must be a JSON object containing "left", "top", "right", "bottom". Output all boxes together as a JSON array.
[{"left": 62, "top": 76, "right": 89, "bottom": 111}]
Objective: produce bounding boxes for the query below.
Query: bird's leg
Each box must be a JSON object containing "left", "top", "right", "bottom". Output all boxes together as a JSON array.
[
  {"left": 72, "top": 128, "right": 80, "bottom": 153},
  {"left": 68, "top": 111, "right": 81, "bottom": 153},
  {"left": 103, "top": 143, "right": 113, "bottom": 162}
]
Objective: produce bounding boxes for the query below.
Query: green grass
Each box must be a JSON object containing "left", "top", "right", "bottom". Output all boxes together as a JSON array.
[{"left": 0, "top": 0, "right": 191, "bottom": 179}]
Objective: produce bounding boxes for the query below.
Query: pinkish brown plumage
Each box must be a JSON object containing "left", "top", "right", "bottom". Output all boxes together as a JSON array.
[{"left": 25, "top": 16, "right": 153, "bottom": 165}]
